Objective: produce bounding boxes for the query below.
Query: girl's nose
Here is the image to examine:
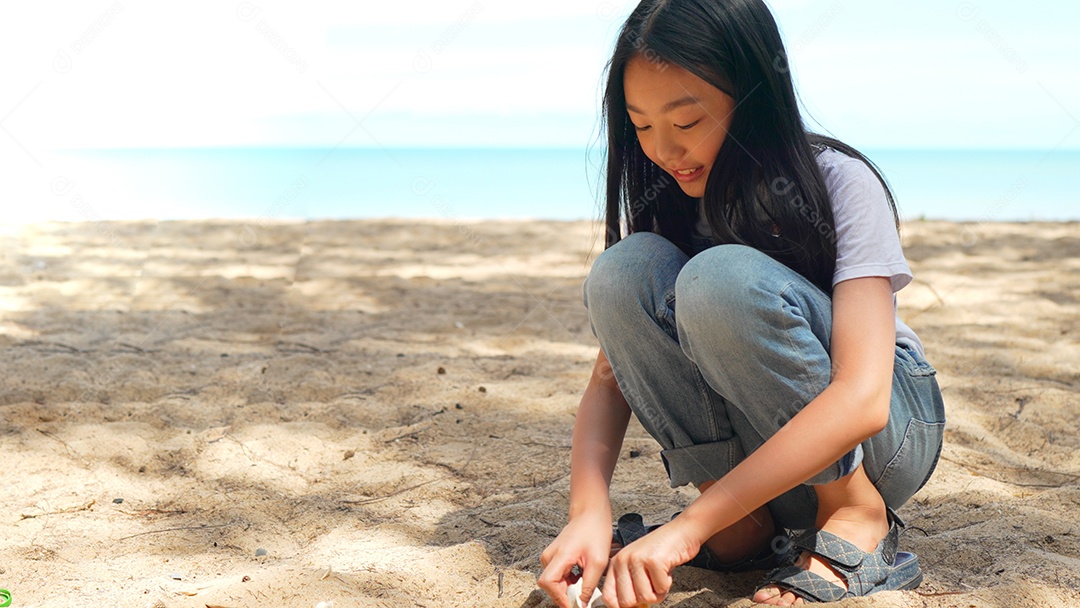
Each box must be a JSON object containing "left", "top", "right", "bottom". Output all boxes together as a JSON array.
[{"left": 654, "top": 132, "right": 687, "bottom": 168}]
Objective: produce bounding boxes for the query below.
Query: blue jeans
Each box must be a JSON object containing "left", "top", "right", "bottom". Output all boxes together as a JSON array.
[{"left": 582, "top": 232, "right": 946, "bottom": 530}]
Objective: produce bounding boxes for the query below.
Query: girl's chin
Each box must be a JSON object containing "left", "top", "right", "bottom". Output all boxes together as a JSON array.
[{"left": 679, "top": 184, "right": 705, "bottom": 197}]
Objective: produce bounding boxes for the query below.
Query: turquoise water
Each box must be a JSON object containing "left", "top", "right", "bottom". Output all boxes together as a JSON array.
[{"left": 22, "top": 147, "right": 1080, "bottom": 222}]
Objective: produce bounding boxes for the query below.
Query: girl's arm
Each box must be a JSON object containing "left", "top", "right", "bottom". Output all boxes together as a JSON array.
[
  {"left": 539, "top": 348, "right": 632, "bottom": 608},
  {"left": 568, "top": 348, "right": 632, "bottom": 518},
  {"left": 602, "top": 276, "right": 897, "bottom": 606}
]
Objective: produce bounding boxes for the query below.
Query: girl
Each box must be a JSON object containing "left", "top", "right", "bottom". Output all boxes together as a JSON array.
[{"left": 538, "top": 0, "right": 945, "bottom": 606}]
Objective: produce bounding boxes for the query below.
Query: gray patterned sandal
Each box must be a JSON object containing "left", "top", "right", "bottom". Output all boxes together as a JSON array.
[{"left": 755, "top": 508, "right": 922, "bottom": 602}]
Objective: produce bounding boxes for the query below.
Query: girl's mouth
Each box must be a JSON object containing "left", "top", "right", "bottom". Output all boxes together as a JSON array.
[{"left": 672, "top": 166, "right": 704, "bottom": 183}]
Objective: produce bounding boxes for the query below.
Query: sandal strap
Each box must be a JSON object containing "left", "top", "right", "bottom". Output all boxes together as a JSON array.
[
  {"left": 765, "top": 514, "right": 906, "bottom": 601},
  {"left": 611, "top": 513, "right": 652, "bottom": 547},
  {"left": 761, "top": 565, "right": 850, "bottom": 603},
  {"left": 788, "top": 508, "right": 904, "bottom": 571},
  {"left": 789, "top": 528, "right": 867, "bottom": 569},
  {"left": 887, "top": 506, "right": 906, "bottom": 529}
]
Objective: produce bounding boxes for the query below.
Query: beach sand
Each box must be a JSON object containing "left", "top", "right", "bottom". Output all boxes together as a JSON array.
[{"left": 0, "top": 218, "right": 1078, "bottom": 607}]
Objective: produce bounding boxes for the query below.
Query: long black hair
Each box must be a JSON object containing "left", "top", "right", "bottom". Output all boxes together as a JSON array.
[{"left": 599, "top": 0, "right": 898, "bottom": 293}]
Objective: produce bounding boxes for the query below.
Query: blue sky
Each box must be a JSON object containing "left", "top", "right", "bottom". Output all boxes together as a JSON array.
[{"left": 1, "top": 0, "right": 1078, "bottom": 155}]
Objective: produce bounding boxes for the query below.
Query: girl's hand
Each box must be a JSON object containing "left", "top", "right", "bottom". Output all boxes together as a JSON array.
[
  {"left": 538, "top": 509, "right": 613, "bottom": 608},
  {"left": 601, "top": 519, "right": 700, "bottom": 608}
]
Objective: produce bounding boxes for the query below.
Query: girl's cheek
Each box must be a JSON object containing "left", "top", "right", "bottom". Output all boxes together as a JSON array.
[{"left": 637, "top": 138, "right": 656, "bottom": 163}]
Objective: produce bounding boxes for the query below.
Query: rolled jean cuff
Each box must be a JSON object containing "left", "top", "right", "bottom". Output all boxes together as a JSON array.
[
  {"left": 661, "top": 437, "right": 745, "bottom": 488},
  {"left": 805, "top": 445, "right": 864, "bottom": 485}
]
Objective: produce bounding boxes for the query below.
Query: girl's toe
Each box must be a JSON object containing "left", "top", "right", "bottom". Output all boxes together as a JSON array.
[{"left": 752, "top": 584, "right": 782, "bottom": 604}]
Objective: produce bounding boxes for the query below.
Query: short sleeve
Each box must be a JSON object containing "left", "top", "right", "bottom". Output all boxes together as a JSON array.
[{"left": 820, "top": 150, "right": 912, "bottom": 292}]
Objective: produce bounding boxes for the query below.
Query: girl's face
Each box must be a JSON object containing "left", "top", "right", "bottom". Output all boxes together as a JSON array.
[{"left": 623, "top": 54, "right": 737, "bottom": 198}]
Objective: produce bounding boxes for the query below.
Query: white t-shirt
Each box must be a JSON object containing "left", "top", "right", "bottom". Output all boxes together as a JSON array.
[{"left": 692, "top": 146, "right": 924, "bottom": 355}]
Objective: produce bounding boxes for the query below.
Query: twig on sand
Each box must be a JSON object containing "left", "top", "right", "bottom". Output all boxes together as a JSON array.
[
  {"left": 342, "top": 477, "right": 446, "bottom": 506},
  {"left": 21, "top": 340, "right": 88, "bottom": 353},
  {"left": 334, "top": 386, "right": 387, "bottom": 400},
  {"left": 36, "top": 429, "right": 89, "bottom": 465},
  {"left": 275, "top": 340, "right": 334, "bottom": 354},
  {"left": 115, "top": 341, "right": 159, "bottom": 353},
  {"left": 521, "top": 440, "right": 571, "bottom": 450},
  {"left": 117, "top": 521, "right": 237, "bottom": 541},
  {"left": 383, "top": 424, "right": 432, "bottom": 443},
  {"left": 19, "top": 500, "right": 96, "bottom": 520},
  {"left": 382, "top": 404, "right": 455, "bottom": 444},
  {"left": 120, "top": 508, "right": 188, "bottom": 518}
]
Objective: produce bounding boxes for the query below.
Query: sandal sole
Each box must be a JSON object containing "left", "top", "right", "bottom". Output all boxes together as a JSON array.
[{"left": 881, "top": 551, "right": 923, "bottom": 592}]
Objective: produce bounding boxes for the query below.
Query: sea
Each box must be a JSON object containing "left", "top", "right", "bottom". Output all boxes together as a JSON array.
[{"left": 9, "top": 147, "right": 1078, "bottom": 223}]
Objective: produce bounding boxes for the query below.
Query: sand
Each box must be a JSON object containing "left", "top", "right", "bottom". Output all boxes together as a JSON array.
[{"left": 0, "top": 218, "right": 1077, "bottom": 607}]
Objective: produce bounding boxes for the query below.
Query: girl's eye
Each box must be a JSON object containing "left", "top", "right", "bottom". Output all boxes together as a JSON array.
[{"left": 632, "top": 120, "right": 698, "bottom": 132}]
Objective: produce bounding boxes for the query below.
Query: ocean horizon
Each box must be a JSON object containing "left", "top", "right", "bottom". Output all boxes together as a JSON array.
[{"left": 6, "top": 147, "right": 1077, "bottom": 224}]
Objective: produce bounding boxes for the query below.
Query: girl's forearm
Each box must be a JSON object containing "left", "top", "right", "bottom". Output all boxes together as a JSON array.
[
  {"left": 676, "top": 380, "right": 889, "bottom": 544},
  {"left": 568, "top": 357, "right": 632, "bottom": 519}
]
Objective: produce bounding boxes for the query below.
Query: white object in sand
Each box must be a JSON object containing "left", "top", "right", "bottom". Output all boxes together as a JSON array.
[{"left": 567, "top": 579, "right": 605, "bottom": 608}]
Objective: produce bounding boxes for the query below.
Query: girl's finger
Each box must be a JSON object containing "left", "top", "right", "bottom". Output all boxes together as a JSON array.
[
  {"left": 576, "top": 556, "right": 606, "bottom": 608},
  {"left": 629, "top": 560, "right": 659, "bottom": 606},
  {"left": 540, "top": 545, "right": 553, "bottom": 568},
  {"left": 644, "top": 559, "right": 672, "bottom": 603},
  {"left": 613, "top": 558, "right": 640, "bottom": 608},
  {"left": 537, "top": 557, "right": 574, "bottom": 608},
  {"left": 600, "top": 561, "right": 619, "bottom": 608}
]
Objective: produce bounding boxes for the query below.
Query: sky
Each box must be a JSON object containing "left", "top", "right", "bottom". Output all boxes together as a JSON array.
[{"left": 1, "top": 0, "right": 1078, "bottom": 159}]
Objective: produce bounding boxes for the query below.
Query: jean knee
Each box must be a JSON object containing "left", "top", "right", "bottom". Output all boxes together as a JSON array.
[
  {"left": 674, "top": 245, "right": 764, "bottom": 347},
  {"left": 676, "top": 243, "right": 766, "bottom": 297},
  {"left": 583, "top": 232, "right": 684, "bottom": 318}
]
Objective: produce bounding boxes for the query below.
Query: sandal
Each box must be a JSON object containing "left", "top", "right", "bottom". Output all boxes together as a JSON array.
[
  {"left": 755, "top": 508, "right": 923, "bottom": 602},
  {"left": 612, "top": 512, "right": 789, "bottom": 573}
]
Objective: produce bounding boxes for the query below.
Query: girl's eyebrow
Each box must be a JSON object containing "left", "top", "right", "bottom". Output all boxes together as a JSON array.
[{"left": 626, "top": 95, "right": 700, "bottom": 115}]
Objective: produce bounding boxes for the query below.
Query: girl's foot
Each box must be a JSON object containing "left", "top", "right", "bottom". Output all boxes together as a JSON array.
[{"left": 753, "top": 466, "right": 890, "bottom": 606}]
